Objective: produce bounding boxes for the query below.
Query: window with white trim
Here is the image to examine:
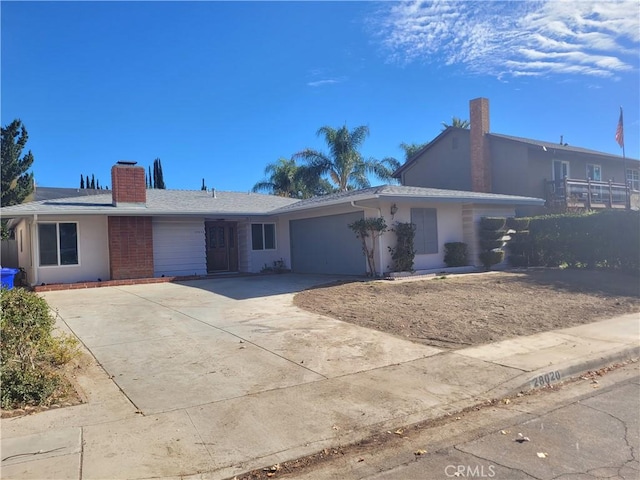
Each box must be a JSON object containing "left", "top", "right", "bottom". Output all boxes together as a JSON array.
[
  {"left": 251, "top": 223, "right": 276, "bottom": 250},
  {"left": 38, "top": 222, "right": 78, "bottom": 266},
  {"left": 411, "top": 208, "right": 438, "bottom": 254},
  {"left": 586, "top": 164, "right": 602, "bottom": 181},
  {"left": 626, "top": 169, "right": 639, "bottom": 191}
]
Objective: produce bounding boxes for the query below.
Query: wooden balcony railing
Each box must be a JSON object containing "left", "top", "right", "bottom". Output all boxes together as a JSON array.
[{"left": 545, "top": 178, "right": 632, "bottom": 210}]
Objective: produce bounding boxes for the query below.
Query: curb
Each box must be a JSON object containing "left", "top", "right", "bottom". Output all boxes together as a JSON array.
[
  {"left": 488, "top": 345, "right": 640, "bottom": 399},
  {"left": 221, "top": 346, "right": 640, "bottom": 480}
]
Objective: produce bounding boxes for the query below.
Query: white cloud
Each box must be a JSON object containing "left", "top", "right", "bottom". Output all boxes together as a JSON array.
[
  {"left": 307, "top": 78, "right": 343, "bottom": 87},
  {"left": 368, "top": 0, "right": 640, "bottom": 79}
]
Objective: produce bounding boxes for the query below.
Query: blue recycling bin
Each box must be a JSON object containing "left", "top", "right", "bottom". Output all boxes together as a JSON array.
[{"left": 1, "top": 268, "right": 20, "bottom": 290}]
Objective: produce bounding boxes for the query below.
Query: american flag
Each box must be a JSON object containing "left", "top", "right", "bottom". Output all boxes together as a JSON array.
[{"left": 615, "top": 107, "right": 624, "bottom": 148}]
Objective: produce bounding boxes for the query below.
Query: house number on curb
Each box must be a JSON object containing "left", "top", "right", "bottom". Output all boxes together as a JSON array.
[{"left": 531, "top": 370, "right": 562, "bottom": 388}]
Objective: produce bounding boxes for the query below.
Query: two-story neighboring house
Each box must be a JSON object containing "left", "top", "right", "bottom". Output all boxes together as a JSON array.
[{"left": 393, "top": 98, "right": 640, "bottom": 215}]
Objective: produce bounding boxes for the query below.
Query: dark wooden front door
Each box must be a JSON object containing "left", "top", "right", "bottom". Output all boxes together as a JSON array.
[{"left": 205, "top": 221, "right": 238, "bottom": 272}]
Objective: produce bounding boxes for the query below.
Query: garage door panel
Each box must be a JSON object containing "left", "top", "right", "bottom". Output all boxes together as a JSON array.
[{"left": 290, "top": 212, "right": 364, "bottom": 275}]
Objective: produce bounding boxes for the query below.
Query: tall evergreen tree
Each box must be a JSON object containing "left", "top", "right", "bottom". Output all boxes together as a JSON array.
[
  {"left": 147, "top": 166, "right": 153, "bottom": 188},
  {"left": 152, "top": 158, "right": 166, "bottom": 189},
  {"left": 1, "top": 119, "right": 35, "bottom": 207},
  {"left": 201, "top": 178, "right": 207, "bottom": 191},
  {"left": 80, "top": 174, "right": 85, "bottom": 189},
  {"left": 85, "top": 174, "right": 90, "bottom": 189},
  {"left": 96, "top": 179, "right": 100, "bottom": 190},
  {"left": 90, "top": 174, "right": 95, "bottom": 189}
]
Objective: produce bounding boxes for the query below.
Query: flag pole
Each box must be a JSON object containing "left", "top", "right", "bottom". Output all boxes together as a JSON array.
[{"left": 617, "top": 106, "right": 627, "bottom": 185}]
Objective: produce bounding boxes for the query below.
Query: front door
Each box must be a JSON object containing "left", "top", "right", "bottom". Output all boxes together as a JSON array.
[{"left": 205, "top": 221, "right": 238, "bottom": 272}]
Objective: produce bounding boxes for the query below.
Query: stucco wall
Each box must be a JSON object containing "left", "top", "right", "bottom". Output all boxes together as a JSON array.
[
  {"left": 240, "top": 216, "right": 291, "bottom": 273},
  {"left": 14, "top": 219, "right": 32, "bottom": 281},
  {"left": 401, "top": 131, "right": 472, "bottom": 190},
  {"left": 379, "top": 201, "right": 464, "bottom": 273},
  {"left": 35, "top": 215, "right": 110, "bottom": 285}
]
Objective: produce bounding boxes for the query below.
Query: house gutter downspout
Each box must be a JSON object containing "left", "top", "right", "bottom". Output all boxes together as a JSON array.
[
  {"left": 350, "top": 200, "right": 384, "bottom": 278},
  {"left": 32, "top": 214, "right": 39, "bottom": 287}
]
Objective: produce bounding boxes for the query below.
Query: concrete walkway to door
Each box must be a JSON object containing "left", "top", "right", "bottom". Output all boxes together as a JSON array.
[{"left": 1, "top": 274, "right": 638, "bottom": 480}]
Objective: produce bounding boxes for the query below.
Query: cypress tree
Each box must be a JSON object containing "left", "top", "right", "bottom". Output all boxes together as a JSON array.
[
  {"left": 157, "top": 158, "right": 165, "bottom": 189},
  {"left": 80, "top": 174, "right": 85, "bottom": 189},
  {"left": 90, "top": 174, "right": 95, "bottom": 189},
  {"left": 152, "top": 158, "right": 165, "bottom": 189},
  {"left": 201, "top": 178, "right": 206, "bottom": 191},
  {"left": 96, "top": 179, "right": 100, "bottom": 190}
]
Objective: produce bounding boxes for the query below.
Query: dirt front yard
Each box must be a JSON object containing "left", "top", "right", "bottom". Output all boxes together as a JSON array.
[{"left": 294, "top": 269, "right": 640, "bottom": 349}]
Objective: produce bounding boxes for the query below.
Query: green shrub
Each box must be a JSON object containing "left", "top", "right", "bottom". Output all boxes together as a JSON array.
[
  {"left": 506, "top": 217, "right": 530, "bottom": 231},
  {"left": 480, "top": 217, "right": 506, "bottom": 231},
  {"left": 479, "top": 239, "right": 505, "bottom": 251},
  {"left": 1, "top": 288, "right": 78, "bottom": 409},
  {"left": 444, "top": 242, "right": 468, "bottom": 267},
  {"left": 478, "top": 229, "right": 506, "bottom": 241},
  {"left": 388, "top": 222, "right": 416, "bottom": 272},
  {"left": 526, "top": 210, "right": 639, "bottom": 272},
  {"left": 508, "top": 254, "right": 529, "bottom": 267},
  {"left": 478, "top": 217, "right": 508, "bottom": 271},
  {"left": 479, "top": 250, "right": 505, "bottom": 270}
]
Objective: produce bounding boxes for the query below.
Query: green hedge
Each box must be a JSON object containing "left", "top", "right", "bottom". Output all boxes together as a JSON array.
[
  {"left": 480, "top": 217, "right": 506, "bottom": 231},
  {"left": 526, "top": 210, "right": 639, "bottom": 272},
  {"left": 444, "top": 242, "right": 468, "bottom": 267},
  {"left": 506, "top": 217, "right": 530, "bottom": 231}
]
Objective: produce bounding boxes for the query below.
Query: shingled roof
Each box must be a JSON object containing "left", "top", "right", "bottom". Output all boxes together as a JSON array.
[
  {"left": 270, "top": 185, "right": 544, "bottom": 214},
  {"left": 0, "top": 189, "right": 299, "bottom": 217},
  {"left": 1, "top": 184, "right": 544, "bottom": 219}
]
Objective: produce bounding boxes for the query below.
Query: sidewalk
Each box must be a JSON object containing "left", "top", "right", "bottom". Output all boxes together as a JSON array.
[{"left": 1, "top": 313, "right": 638, "bottom": 480}]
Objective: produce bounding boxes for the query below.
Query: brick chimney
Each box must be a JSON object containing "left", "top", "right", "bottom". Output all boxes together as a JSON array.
[
  {"left": 111, "top": 161, "right": 146, "bottom": 206},
  {"left": 469, "top": 98, "right": 492, "bottom": 192}
]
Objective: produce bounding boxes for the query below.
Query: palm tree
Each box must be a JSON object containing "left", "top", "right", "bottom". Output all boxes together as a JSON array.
[
  {"left": 441, "top": 116, "right": 470, "bottom": 130},
  {"left": 294, "top": 125, "right": 399, "bottom": 192},
  {"left": 252, "top": 157, "right": 333, "bottom": 198},
  {"left": 399, "top": 142, "right": 429, "bottom": 162}
]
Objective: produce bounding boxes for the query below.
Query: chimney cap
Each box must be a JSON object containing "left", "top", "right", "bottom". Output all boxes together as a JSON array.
[{"left": 116, "top": 160, "right": 137, "bottom": 166}]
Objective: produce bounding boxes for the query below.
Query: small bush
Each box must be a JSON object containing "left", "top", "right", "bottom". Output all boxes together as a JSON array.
[
  {"left": 479, "top": 217, "right": 508, "bottom": 271},
  {"left": 1, "top": 288, "right": 78, "bottom": 409},
  {"left": 388, "top": 222, "right": 416, "bottom": 272},
  {"left": 479, "top": 250, "right": 505, "bottom": 270},
  {"left": 444, "top": 242, "right": 468, "bottom": 267}
]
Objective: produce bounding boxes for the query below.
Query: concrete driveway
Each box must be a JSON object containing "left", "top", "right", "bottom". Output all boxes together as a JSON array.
[
  {"left": 7, "top": 275, "right": 636, "bottom": 479},
  {"left": 43, "top": 274, "right": 440, "bottom": 415}
]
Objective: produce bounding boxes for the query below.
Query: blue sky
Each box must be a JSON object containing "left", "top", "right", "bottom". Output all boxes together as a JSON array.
[{"left": 2, "top": 1, "right": 639, "bottom": 191}]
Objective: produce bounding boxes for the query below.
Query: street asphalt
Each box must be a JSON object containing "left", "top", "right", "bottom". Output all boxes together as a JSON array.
[
  {"left": 305, "top": 361, "right": 638, "bottom": 480},
  {"left": 0, "top": 274, "right": 638, "bottom": 480}
]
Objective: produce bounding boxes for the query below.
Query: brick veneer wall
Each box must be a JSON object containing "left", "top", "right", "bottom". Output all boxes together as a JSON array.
[
  {"left": 108, "top": 216, "right": 154, "bottom": 280},
  {"left": 469, "top": 97, "right": 492, "bottom": 193},
  {"left": 111, "top": 164, "right": 146, "bottom": 205}
]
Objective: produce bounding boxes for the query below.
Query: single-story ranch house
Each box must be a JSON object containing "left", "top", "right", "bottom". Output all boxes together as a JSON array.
[{"left": 1, "top": 161, "right": 544, "bottom": 287}]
